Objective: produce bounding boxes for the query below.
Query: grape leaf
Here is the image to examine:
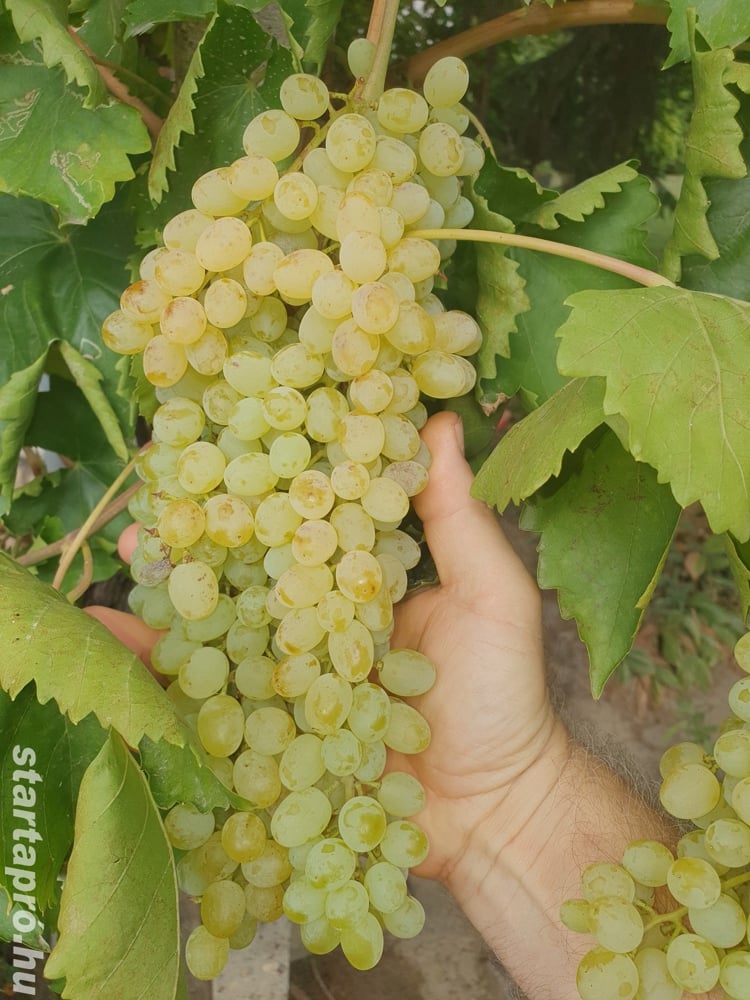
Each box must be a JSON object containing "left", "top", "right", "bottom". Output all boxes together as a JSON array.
[
  {"left": 556, "top": 286, "right": 750, "bottom": 542},
  {"left": 468, "top": 179, "right": 529, "bottom": 385},
  {"left": 303, "top": 0, "right": 345, "bottom": 69},
  {"left": 0, "top": 552, "right": 187, "bottom": 748},
  {"left": 527, "top": 161, "right": 642, "bottom": 230},
  {"left": 473, "top": 156, "right": 556, "bottom": 224},
  {"left": 6, "top": 0, "right": 105, "bottom": 106},
  {"left": 0, "top": 686, "right": 106, "bottom": 915},
  {"left": 521, "top": 430, "right": 681, "bottom": 696},
  {"left": 143, "top": 4, "right": 295, "bottom": 229},
  {"left": 0, "top": 194, "right": 136, "bottom": 507},
  {"left": 0, "top": 355, "right": 47, "bottom": 517},
  {"left": 483, "top": 170, "right": 658, "bottom": 409},
  {"left": 78, "top": 0, "right": 131, "bottom": 62},
  {"left": 123, "top": 0, "right": 216, "bottom": 34},
  {"left": 3, "top": 376, "right": 131, "bottom": 550},
  {"left": 681, "top": 129, "right": 750, "bottom": 300},
  {"left": 147, "top": 17, "right": 208, "bottom": 203},
  {"left": 665, "top": 0, "right": 750, "bottom": 67},
  {"left": 472, "top": 377, "right": 607, "bottom": 512},
  {"left": 0, "top": 884, "right": 48, "bottom": 948},
  {"left": 726, "top": 536, "right": 750, "bottom": 625},
  {"left": 44, "top": 733, "right": 180, "bottom": 1000},
  {"left": 662, "top": 44, "right": 748, "bottom": 282},
  {"left": 139, "top": 736, "right": 252, "bottom": 812},
  {"left": 0, "top": 26, "right": 150, "bottom": 223}
]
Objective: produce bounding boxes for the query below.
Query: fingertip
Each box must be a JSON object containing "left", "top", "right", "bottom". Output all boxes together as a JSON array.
[{"left": 118, "top": 522, "right": 140, "bottom": 565}]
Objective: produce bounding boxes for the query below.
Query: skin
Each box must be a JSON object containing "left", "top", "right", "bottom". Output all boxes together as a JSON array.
[{"left": 87, "top": 412, "right": 714, "bottom": 999}]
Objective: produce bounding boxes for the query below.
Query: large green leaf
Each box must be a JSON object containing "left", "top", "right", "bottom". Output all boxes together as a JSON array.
[
  {"left": 0, "top": 194, "right": 136, "bottom": 506},
  {"left": 0, "top": 687, "right": 106, "bottom": 914},
  {"left": 665, "top": 0, "right": 750, "bottom": 67},
  {"left": 6, "top": 0, "right": 105, "bottom": 106},
  {"left": 482, "top": 169, "right": 658, "bottom": 409},
  {"left": 0, "top": 552, "right": 186, "bottom": 748},
  {"left": 472, "top": 377, "right": 607, "bottom": 511},
  {"left": 0, "top": 22, "right": 150, "bottom": 223},
  {"left": 521, "top": 430, "right": 681, "bottom": 696},
  {"left": 662, "top": 44, "right": 749, "bottom": 282},
  {"left": 144, "top": 4, "right": 295, "bottom": 230},
  {"left": 556, "top": 286, "right": 750, "bottom": 542},
  {"left": 44, "top": 733, "right": 180, "bottom": 1000}
]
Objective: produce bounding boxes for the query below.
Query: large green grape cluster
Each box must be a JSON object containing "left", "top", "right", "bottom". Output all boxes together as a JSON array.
[
  {"left": 564, "top": 631, "right": 750, "bottom": 999},
  {"left": 102, "top": 51, "right": 484, "bottom": 980}
]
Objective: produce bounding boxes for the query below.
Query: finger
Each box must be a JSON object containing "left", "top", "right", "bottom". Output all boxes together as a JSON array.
[
  {"left": 414, "top": 412, "right": 537, "bottom": 606},
  {"left": 118, "top": 522, "right": 140, "bottom": 564},
  {"left": 84, "top": 606, "right": 164, "bottom": 682}
]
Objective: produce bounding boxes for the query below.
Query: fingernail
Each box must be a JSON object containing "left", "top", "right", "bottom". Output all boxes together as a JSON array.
[{"left": 453, "top": 415, "right": 465, "bottom": 455}]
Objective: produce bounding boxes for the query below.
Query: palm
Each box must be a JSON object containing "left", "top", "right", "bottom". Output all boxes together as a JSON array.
[{"left": 382, "top": 414, "right": 554, "bottom": 880}]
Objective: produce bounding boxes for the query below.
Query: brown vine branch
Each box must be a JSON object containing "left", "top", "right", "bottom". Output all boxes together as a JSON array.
[
  {"left": 67, "top": 28, "right": 163, "bottom": 139},
  {"left": 405, "top": 1, "right": 668, "bottom": 83}
]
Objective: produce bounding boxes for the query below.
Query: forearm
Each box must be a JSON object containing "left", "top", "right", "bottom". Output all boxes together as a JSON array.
[{"left": 443, "top": 722, "right": 679, "bottom": 1000}]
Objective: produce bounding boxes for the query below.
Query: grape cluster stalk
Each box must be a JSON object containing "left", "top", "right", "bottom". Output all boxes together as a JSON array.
[
  {"left": 564, "top": 631, "right": 750, "bottom": 999},
  {"left": 102, "top": 48, "right": 485, "bottom": 980}
]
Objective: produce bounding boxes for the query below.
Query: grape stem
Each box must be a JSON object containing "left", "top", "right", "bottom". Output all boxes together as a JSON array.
[
  {"left": 51, "top": 451, "right": 142, "bottom": 596},
  {"left": 16, "top": 482, "right": 141, "bottom": 569},
  {"left": 409, "top": 228, "right": 675, "bottom": 289},
  {"left": 642, "top": 869, "right": 750, "bottom": 932},
  {"left": 360, "top": 0, "right": 400, "bottom": 105}
]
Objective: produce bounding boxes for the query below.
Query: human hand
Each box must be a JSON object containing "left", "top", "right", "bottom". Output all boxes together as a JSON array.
[
  {"left": 386, "top": 411, "right": 565, "bottom": 883},
  {"left": 84, "top": 526, "right": 164, "bottom": 680}
]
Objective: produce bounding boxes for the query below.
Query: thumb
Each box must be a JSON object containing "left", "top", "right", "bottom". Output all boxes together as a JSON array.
[{"left": 414, "top": 411, "right": 538, "bottom": 612}]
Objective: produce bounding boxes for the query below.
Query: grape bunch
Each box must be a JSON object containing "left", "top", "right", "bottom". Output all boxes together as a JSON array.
[
  {"left": 102, "top": 51, "right": 484, "bottom": 980},
  {"left": 564, "top": 630, "right": 750, "bottom": 999}
]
